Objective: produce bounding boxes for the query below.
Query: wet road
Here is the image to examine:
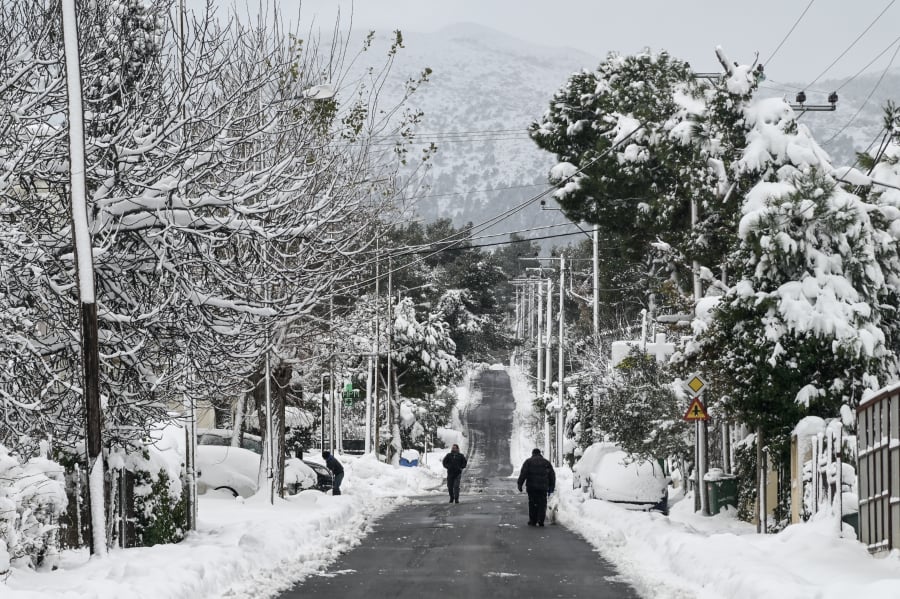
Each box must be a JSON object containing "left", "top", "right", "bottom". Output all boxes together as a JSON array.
[{"left": 281, "top": 369, "right": 638, "bottom": 599}]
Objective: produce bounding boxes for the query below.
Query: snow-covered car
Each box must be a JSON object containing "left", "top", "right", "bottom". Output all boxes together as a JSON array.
[
  {"left": 195, "top": 430, "right": 319, "bottom": 497},
  {"left": 573, "top": 442, "right": 669, "bottom": 515}
]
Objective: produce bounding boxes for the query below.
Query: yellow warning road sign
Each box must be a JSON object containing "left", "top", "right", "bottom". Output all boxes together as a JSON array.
[
  {"left": 683, "top": 397, "right": 709, "bottom": 421},
  {"left": 684, "top": 374, "right": 708, "bottom": 395}
]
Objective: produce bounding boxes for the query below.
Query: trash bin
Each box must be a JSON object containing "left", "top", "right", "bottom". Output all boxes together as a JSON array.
[
  {"left": 841, "top": 511, "right": 859, "bottom": 536},
  {"left": 704, "top": 470, "right": 738, "bottom": 515}
]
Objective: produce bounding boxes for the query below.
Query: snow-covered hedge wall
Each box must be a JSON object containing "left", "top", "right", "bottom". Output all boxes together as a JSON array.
[{"left": 0, "top": 445, "right": 67, "bottom": 576}]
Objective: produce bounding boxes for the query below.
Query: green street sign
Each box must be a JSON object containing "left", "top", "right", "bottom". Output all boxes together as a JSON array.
[{"left": 342, "top": 382, "right": 361, "bottom": 406}]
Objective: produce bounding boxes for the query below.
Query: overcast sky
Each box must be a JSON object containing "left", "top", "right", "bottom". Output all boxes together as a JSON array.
[{"left": 225, "top": 0, "right": 899, "bottom": 85}]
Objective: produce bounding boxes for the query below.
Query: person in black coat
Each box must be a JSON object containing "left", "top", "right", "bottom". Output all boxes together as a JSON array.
[
  {"left": 517, "top": 448, "right": 556, "bottom": 526},
  {"left": 442, "top": 443, "right": 467, "bottom": 503},
  {"left": 322, "top": 451, "right": 344, "bottom": 495}
]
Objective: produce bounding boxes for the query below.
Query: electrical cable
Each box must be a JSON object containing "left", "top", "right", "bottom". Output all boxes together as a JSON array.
[
  {"left": 835, "top": 35, "right": 900, "bottom": 91},
  {"left": 332, "top": 124, "right": 645, "bottom": 296},
  {"left": 822, "top": 40, "right": 900, "bottom": 146},
  {"left": 764, "top": 0, "right": 817, "bottom": 68},
  {"left": 398, "top": 182, "right": 545, "bottom": 203},
  {"left": 402, "top": 228, "right": 589, "bottom": 253},
  {"left": 808, "top": 0, "right": 896, "bottom": 88}
]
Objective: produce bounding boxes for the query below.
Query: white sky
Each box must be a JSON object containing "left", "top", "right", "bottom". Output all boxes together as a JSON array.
[{"left": 237, "top": 0, "right": 900, "bottom": 85}]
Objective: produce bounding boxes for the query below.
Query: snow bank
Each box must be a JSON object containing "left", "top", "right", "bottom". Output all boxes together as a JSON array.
[
  {"left": 507, "top": 363, "right": 539, "bottom": 471},
  {"left": 2, "top": 453, "right": 441, "bottom": 598},
  {"left": 557, "top": 469, "right": 900, "bottom": 598}
]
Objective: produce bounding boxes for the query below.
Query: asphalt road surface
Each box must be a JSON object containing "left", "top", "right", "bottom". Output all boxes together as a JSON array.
[{"left": 281, "top": 369, "right": 638, "bottom": 599}]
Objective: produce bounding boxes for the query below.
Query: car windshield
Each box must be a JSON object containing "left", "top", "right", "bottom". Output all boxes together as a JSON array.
[
  {"left": 241, "top": 438, "right": 262, "bottom": 453},
  {"left": 198, "top": 434, "right": 230, "bottom": 447}
]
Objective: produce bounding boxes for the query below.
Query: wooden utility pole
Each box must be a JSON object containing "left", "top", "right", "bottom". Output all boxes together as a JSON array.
[{"left": 61, "top": 0, "right": 106, "bottom": 556}]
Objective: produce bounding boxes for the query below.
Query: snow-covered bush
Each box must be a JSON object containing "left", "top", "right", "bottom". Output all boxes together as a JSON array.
[
  {"left": 107, "top": 430, "right": 186, "bottom": 548},
  {"left": 0, "top": 445, "right": 67, "bottom": 574}
]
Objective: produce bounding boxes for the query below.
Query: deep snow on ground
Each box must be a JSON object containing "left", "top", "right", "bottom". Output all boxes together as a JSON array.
[
  {"left": 2, "top": 454, "right": 442, "bottom": 599},
  {"left": 505, "top": 364, "right": 900, "bottom": 599}
]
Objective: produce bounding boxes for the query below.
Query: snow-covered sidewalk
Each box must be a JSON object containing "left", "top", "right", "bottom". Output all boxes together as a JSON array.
[
  {"left": 557, "top": 473, "right": 900, "bottom": 599},
  {"left": 504, "top": 362, "right": 900, "bottom": 598},
  {"left": 3, "top": 454, "right": 442, "bottom": 599}
]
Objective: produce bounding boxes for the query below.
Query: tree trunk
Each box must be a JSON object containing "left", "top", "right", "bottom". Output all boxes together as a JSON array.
[{"left": 253, "top": 363, "right": 290, "bottom": 499}]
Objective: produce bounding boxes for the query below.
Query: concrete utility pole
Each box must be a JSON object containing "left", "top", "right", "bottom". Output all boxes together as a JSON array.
[
  {"left": 692, "top": 192, "right": 709, "bottom": 517},
  {"left": 365, "top": 356, "right": 373, "bottom": 455},
  {"left": 385, "top": 258, "right": 393, "bottom": 463},
  {"left": 536, "top": 281, "right": 543, "bottom": 400},
  {"left": 544, "top": 278, "right": 553, "bottom": 459},
  {"left": 592, "top": 225, "right": 600, "bottom": 343},
  {"left": 61, "top": 0, "right": 106, "bottom": 556},
  {"left": 557, "top": 255, "right": 565, "bottom": 467},
  {"left": 373, "top": 241, "right": 380, "bottom": 457}
]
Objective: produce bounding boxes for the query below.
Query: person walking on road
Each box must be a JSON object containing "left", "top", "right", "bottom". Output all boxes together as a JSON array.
[
  {"left": 517, "top": 448, "right": 556, "bottom": 526},
  {"left": 322, "top": 451, "right": 344, "bottom": 496},
  {"left": 442, "top": 444, "right": 467, "bottom": 503}
]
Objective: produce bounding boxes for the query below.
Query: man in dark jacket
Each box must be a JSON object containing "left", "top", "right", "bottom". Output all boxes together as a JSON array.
[
  {"left": 517, "top": 448, "right": 556, "bottom": 526},
  {"left": 322, "top": 451, "right": 344, "bottom": 495},
  {"left": 442, "top": 444, "right": 467, "bottom": 503}
]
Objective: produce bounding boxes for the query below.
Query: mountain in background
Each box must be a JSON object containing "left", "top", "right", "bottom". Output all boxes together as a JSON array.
[{"left": 368, "top": 23, "right": 899, "bottom": 248}]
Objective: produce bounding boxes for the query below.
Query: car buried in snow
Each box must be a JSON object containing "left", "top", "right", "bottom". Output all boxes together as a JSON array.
[
  {"left": 573, "top": 442, "right": 669, "bottom": 515},
  {"left": 195, "top": 429, "right": 332, "bottom": 496}
]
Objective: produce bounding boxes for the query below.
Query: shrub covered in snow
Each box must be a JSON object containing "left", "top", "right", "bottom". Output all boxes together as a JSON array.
[{"left": 0, "top": 445, "right": 67, "bottom": 575}]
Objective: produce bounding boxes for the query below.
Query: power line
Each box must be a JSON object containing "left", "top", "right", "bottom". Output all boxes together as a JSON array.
[
  {"left": 332, "top": 123, "right": 645, "bottom": 296},
  {"left": 764, "top": 32, "right": 900, "bottom": 95},
  {"left": 405, "top": 229, "right": 587, "bottom": 253},
  {"left": 399, "top": 182, "right": 545, "bottom": 203},
  {"left": 809, "top": 0, "right": 896, "bottom": 88},
  {"left": 822, "top": 40, "right": 900, "bottom": 146},
  {"left": 835, "top": 34, "right": 900, "bottom": 91},
  {"left": 764, "top": 0, "right": 816, "bottom": 67},
  {"left": 371, "top": 127, "right": 526, "bottom": 139}
]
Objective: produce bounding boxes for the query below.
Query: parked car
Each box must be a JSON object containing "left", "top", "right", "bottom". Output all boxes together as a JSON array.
[
  {"left": 195, "top": 429, "right": 330, "bottom": 496},
  {"left": 573, "top": 442, "right": 669, "bottom": 515},
  {"left": 301, "top": 460, "right": 334, "bottom": 493}
]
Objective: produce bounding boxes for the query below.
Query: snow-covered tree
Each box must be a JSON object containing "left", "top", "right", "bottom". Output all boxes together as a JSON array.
[
  {"left": 682, "top": 70, "right": 900, "bottom": 458},
  {"left": 0, "top": 0, "right": 426, "bottom": 515}
]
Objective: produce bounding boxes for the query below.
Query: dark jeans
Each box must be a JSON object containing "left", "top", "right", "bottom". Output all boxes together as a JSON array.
[
  {"left": 527, "top": 489, "right": 548, "bottom": 524},
  {"left": 332, "top": 472, "right": 344, "bottom": 496},
  {"left": 447, "top": 471, "right": 462, "bottom": 500}
]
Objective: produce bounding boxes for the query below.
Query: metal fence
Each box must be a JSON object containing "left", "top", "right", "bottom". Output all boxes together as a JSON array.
[{"left": 857, "top": 384, "right": 900, "bottom": 554}]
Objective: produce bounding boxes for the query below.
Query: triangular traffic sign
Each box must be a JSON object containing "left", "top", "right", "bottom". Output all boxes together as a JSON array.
[{"left": 683, "top": 397, "right": 709, "bottom": 421}]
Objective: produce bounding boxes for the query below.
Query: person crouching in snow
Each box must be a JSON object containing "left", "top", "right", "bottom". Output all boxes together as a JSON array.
[
  {"left": 517, "top": 448, "right": 555, "bottom": 526},
  {"left": 322, "top": 451, "right": 344, "bottom": 495},
  {"left": 442, "top": 443, "right": 467, "bottom": 503}
]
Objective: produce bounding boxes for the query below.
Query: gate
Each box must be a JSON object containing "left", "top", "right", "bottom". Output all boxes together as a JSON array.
[{"left": 856, "top": 384, "right": 900, "bottom": 554}]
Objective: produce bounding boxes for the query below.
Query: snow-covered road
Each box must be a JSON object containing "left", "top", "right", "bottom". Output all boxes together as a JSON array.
[{"left": 282, "top": 368, "right": 638, "bottom": 598}]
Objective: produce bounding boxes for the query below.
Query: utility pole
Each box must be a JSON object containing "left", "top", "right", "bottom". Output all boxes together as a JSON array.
[
  {"left": 329, "top": 295, "right": 335, "bottom": 454},
  {"left": 692, "top": 192, "right": 709, "bottom": 516},
  {"left": 544, "top": 278, "right": 553, "bottom": 459},
  {"left": 61, "top": 0, "right": 106, "bottom": 556},
  {"left": 536, "top": 280, "right": 543, "bottom": 400},
  {"left": 365, "top": 356, "right": 373, "bottom": 455},
  {"left": 385, "top": 257, "right": 393, "bottom": 463},
  {"left": 373, "top": 240, "right": 380, "bottom": 458},
  {"left": 592, "top": 225, "right": 599, "bottom": 343},
  {"left": 557, "top": 256, "right": 565, "bottom": 467}
]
